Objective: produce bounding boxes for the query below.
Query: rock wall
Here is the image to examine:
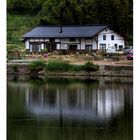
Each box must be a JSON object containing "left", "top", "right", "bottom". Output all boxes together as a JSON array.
[
  {"left": 7, "top": 64, "right": 30, "bottom": 75},
  {"left": 7, "top": 63, "right": 133, "bottom": 77}
]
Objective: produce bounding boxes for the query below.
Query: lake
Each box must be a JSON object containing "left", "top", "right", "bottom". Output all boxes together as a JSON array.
[{"left": 7, "top": 77, "right": 133, "bottom": 140}]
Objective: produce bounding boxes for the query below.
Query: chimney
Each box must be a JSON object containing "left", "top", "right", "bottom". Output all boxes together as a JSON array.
[{"left": 59, "top": 25, "right": 63, "bottom": 33}]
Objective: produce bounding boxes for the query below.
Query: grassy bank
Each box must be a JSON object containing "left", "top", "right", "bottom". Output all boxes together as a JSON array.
[
  {"left": 7, "top": 61, "right": 133, "bottom": 77},
  {"left": 46, "top": 60, "right": 99, "bottom": 72},
  {"left": 27, "top": 60, "right": 99, "bottom": 75}
]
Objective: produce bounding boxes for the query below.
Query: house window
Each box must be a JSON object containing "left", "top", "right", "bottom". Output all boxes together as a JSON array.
[
  {"left": 85, "top": 45, "right": 92, "bottom": 51},
  {"left": 99, "top": 44, "right": 106, "bottom": 50},
  {"left": 115, "top": 44, "right": 117, "bottom": 50},
  {"left": 111, "top": 35, "right": 114, "bottom": 40},
  {"left": 118, "top": 45, "right": 123, "bottom": 51},
  {"left": 103, "top": 35, "right": 106, "bottom": 40},
  {"left": 70, "top": 38, "right": 76, "bottom": 41}
]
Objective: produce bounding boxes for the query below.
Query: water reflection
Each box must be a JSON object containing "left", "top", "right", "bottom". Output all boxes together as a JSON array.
[
  {"left": 7, "top": 78, "right": 133, "bottom": 140},
  {"left": 25, "top": 84, "right": 125, "bottom": 122},
  {"left": 8, "top": 78, "right": 132, "bottom": 122}
]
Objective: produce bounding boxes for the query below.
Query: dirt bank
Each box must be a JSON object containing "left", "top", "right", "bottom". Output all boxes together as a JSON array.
[{"left": 23, "top": 53, "right": 133, "bottom": 66}]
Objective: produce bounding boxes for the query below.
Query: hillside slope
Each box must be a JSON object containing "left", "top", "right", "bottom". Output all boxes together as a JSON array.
[{"left": 7, "top": 14, "right": 39, "bottom": 50}]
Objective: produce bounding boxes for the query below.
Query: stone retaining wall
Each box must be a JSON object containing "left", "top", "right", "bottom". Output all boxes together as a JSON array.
[
  {"left": 7, "top": 64, "right": 30, "bottom": 75},
  {"left": 7, "top": 63, "right": 133, "bottom": 77}
]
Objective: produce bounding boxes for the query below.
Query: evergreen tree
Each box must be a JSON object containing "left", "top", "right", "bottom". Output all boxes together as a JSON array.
[{"left": 7, "top": 0, "right": 133, "bottom": 44}]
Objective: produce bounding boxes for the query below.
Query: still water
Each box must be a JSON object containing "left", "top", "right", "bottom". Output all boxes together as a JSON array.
[{"left": 7, "top": 77, "right": 133, "bottom": 140}]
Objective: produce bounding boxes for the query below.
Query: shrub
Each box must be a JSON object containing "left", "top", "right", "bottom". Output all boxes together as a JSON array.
[
  {"left": 46, "top": 60, "right": 71, "bottom": 71},
  {"left": 28, "top": 60, "right": 46, "bottom": 75},
  {"left": 41, "top": 48, "right": 48, "bottom": 54},
  {"left": 46, "top": 61, "right": 99, "bottom": 72},
  {"left": 82, "top": 61, "right": 99, "bottom": 72},
  {"left": 69, "top": 65, "right": 83, "bottom": 71}
]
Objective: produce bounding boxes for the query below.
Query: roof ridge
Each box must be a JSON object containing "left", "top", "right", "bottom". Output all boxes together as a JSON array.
[{"left": 37, "top": 24, "right": 108, "bottom": 27}]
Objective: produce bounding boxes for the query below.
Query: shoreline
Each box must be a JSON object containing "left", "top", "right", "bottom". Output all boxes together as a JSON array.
[
  {"left": 7, "top": 75, "right": 133, "bottom": 85},
  {"left": 7, "top": 63, "right": 133, "bottom": 77}
]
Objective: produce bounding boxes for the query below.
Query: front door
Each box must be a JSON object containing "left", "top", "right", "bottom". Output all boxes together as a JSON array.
[
  {"left": 30, "top": 43, "right": 41, "bottom": 53},
  {"left": 99, "top": 44, "right": 106, "bottom": 53}
]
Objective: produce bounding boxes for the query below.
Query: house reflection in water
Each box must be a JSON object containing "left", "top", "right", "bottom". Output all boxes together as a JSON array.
[{"left": 25, "top": 83, "right": 125, "bottom": 122}]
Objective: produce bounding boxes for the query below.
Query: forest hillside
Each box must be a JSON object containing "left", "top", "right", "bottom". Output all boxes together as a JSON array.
[{"left": 7, "top": 0, "right": 133, "bottom": 49}]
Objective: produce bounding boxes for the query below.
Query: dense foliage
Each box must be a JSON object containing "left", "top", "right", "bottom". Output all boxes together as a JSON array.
[
  {"left": 46, "top": 60, "right": 72, "bottom": 71},
  {"left": 28, "top": 60, "right": 99, "bottom": 73},
  {"left": 82, "top": 61, "right": 99, "bottom": 72},
  {"left": 28, "top": 60, "right": 46, "bottom": 75},
  {"left": 7, "top": 14, "right": 39, "bottom": 49},
  {"left": 7, "top": 0, "right": 133, "bottom": 44},
  {"left": 46, "top": 60, "right": 99, "bottom": 72}
]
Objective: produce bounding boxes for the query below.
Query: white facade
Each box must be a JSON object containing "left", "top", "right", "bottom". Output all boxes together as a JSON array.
[
  {"left": 25, "top": 27, "right": 125, "bottom": 53},
  {"left": 98, "top": 28, "right": 125, "bottom": 52},
  {"left": 25, "top": 40, "right": 29, "bottom": 49}
]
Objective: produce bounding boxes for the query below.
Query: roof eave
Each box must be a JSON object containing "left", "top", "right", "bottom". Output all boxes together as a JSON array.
[{"left": 94, "top": 26, "right": 108, "bottom": 36}]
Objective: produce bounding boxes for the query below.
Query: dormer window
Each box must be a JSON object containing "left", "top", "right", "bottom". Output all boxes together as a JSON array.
[
  {"left": 103, "top": 35, "right": 106, "bottom": 40},
  {"left": 111, "top": 35, "right": 114, "bottom": 40}
]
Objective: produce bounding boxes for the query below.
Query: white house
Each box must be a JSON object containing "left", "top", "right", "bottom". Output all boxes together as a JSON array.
[{"left": 23, "top": 25, "right": 125, "bottom": 53}]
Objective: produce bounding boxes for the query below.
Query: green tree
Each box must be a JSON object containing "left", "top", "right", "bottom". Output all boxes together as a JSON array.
[{"left": 7, "top": 0, "right": 133, "bottom": 44}]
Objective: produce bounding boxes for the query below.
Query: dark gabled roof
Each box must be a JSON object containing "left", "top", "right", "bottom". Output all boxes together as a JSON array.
[{"left": 23, "top": 25, "right": 108, "bottom": 38}]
